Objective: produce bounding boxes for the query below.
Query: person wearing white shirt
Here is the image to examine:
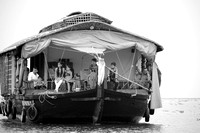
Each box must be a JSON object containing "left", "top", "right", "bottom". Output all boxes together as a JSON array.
[{"left": 28, "top": 68, "right": 39, "bottom": 87}]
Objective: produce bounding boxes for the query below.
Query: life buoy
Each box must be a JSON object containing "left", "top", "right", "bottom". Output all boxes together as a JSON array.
[
  {"left": 27, "top": 106, "right": 38, "bottom": 121},
  {"left": 144, "top": 107, "right": 150, "bottom": 122},
  {"left": 11, "top": 106, "right": 17, "bottom": 120},
  {"left": 21, "top": 107, "right": 26, "bottom": 123}
]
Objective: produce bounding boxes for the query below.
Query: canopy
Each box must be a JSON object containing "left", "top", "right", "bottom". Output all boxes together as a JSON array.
[
  {"left": 1, "top": 19, "right": 163, "bottom": 59},
  {"left": 21, "top": 30, "right": 157, "bottom": 59}
]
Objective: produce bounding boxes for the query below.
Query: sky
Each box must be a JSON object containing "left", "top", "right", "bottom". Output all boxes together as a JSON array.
[{"left": 0, "top": 0, "right": 200, "bottom": 98}]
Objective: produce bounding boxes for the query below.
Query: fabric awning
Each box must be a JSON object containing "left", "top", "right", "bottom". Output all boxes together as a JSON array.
[{"left": 21, "top": 30, "right": 157, "bottom": 58}]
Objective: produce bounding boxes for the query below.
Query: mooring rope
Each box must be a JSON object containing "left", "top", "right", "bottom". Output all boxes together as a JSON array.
[
  {"left": 38, "top": 91, "right": 57, "bottom": 105},
  {"left": 121, "top": 51, "right": 136, "bottom": 89},
  {"left": 105, "top": 66, "right": 151, "bottom": 92}
]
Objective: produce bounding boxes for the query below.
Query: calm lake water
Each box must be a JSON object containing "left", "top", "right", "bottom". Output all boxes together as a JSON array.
[{"left": 0, "top": 98, "right": 200, "bottom": 133}]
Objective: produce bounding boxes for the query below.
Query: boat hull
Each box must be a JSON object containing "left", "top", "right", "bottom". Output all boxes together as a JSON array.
[
  {"left": 102, "top": 89, "right": 148, "bottom": 123},
  {"left": 9, "top": 89, "right": 148, "bottom": 123}
]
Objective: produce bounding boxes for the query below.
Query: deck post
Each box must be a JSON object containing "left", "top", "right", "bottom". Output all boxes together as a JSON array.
[
  {"left": 11, "top": 55, "right": 16, "bottom": 94},
  {"left": 93, "top": 82, "right": 104, "bottom": 124}
]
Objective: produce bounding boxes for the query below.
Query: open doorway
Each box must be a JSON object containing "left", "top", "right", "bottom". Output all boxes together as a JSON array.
[{"left": 30, "top": 52, "right": 45, "bottom": 79}]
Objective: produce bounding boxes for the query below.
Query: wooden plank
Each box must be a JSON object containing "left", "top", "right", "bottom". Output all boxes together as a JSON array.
[
  {"left": 104, "top": 97, "right": 121, "bottom": 101},
  {"left": 71, "top": 97, "right": 100, "bottom": 101}
]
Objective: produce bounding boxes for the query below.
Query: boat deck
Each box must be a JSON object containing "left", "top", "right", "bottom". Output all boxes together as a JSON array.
[{"left": 23, "top": 88, "right": 149, "bottom": 97}]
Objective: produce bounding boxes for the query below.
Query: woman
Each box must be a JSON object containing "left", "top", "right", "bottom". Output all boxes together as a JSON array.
[{"left": 54, "top": 61, "right": 65, "bottom": 92}]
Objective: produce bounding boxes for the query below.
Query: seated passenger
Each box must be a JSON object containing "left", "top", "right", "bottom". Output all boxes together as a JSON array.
[
  {"left": 35, "top": 77, "right": 46, "bottom": 89},
  {"left": 87, "top": 69, "right": 97, "bottom": 89},
  {"left": 54, "top": 61, "right": 65, "bottom": 92},
  {"left": 28, "top": 67, "right": 39, "bottom": 88},
  {"left": 64, "top": 64, "right": 73, "bottom": 92},
  {"left": 73, "top": 73, "right": 81, "bottom": 91},
  {"left": 107, "top": 62, "right": 118, "bottom": 91}
]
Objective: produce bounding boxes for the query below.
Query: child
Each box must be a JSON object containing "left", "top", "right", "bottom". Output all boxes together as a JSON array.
[
  {"left": 73, "top": 73, "right": 81, "bottom": 92},
  {"left": 64, "top": 65, "right": 73, "bottom": 92}
]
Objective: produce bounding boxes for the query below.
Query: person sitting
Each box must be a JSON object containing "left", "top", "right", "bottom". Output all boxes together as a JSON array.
[
  {"left": 54, "top": 61, "right": 65, "bottom": 92},
  {"left": 28, "top": 67, "right": 39, "bottom": 88},
  {"left": 35, "top": 77, "right": 46, "bottom": 89},
  {"left": 73, "top": 73, "right": 81, "bottom": 92},
  {"left": 87, "top": 69, "right": 97, "bottom": 90},
  {"left": 107, "top": 62, "right": 118, "bottom": 91},
  {"left": 64, "top": 64, "right": 73, "bottom": 92}
]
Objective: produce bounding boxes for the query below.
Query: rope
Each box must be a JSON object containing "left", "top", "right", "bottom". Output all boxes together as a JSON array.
[
  {"left": 105, "top": 66, "right": 151, "bottom": 92},
  {"left": 121, "top": 51, "right": 136, "bottom": 89},
  {"left": 38, "top": 91, "right": 57, "bottom": 105},
  {"left": 45, "top": 90, "right": 57, "bottom": 99},
  {"left": 121, "top": 81, "right": 129, "bottom": 90},
  {"left": 131, "top": 89, "right": 138, "bottom": 97}
]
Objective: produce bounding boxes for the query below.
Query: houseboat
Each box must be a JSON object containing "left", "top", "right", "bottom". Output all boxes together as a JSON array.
[{"left": 0, "top": 12, "right": 163, "bottom": 124}]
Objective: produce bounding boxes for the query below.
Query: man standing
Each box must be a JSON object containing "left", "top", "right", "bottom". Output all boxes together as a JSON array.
[{"left": 107, "top": 62, "right": 118, "bottom": 91}]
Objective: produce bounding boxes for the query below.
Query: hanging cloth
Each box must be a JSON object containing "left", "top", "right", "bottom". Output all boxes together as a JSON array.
[
  {"left": 96, "top": 57, "right": 105, "bottom": 86},
  {"left": 150, "top": 62, "right": 162, "bottom": 109}
]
